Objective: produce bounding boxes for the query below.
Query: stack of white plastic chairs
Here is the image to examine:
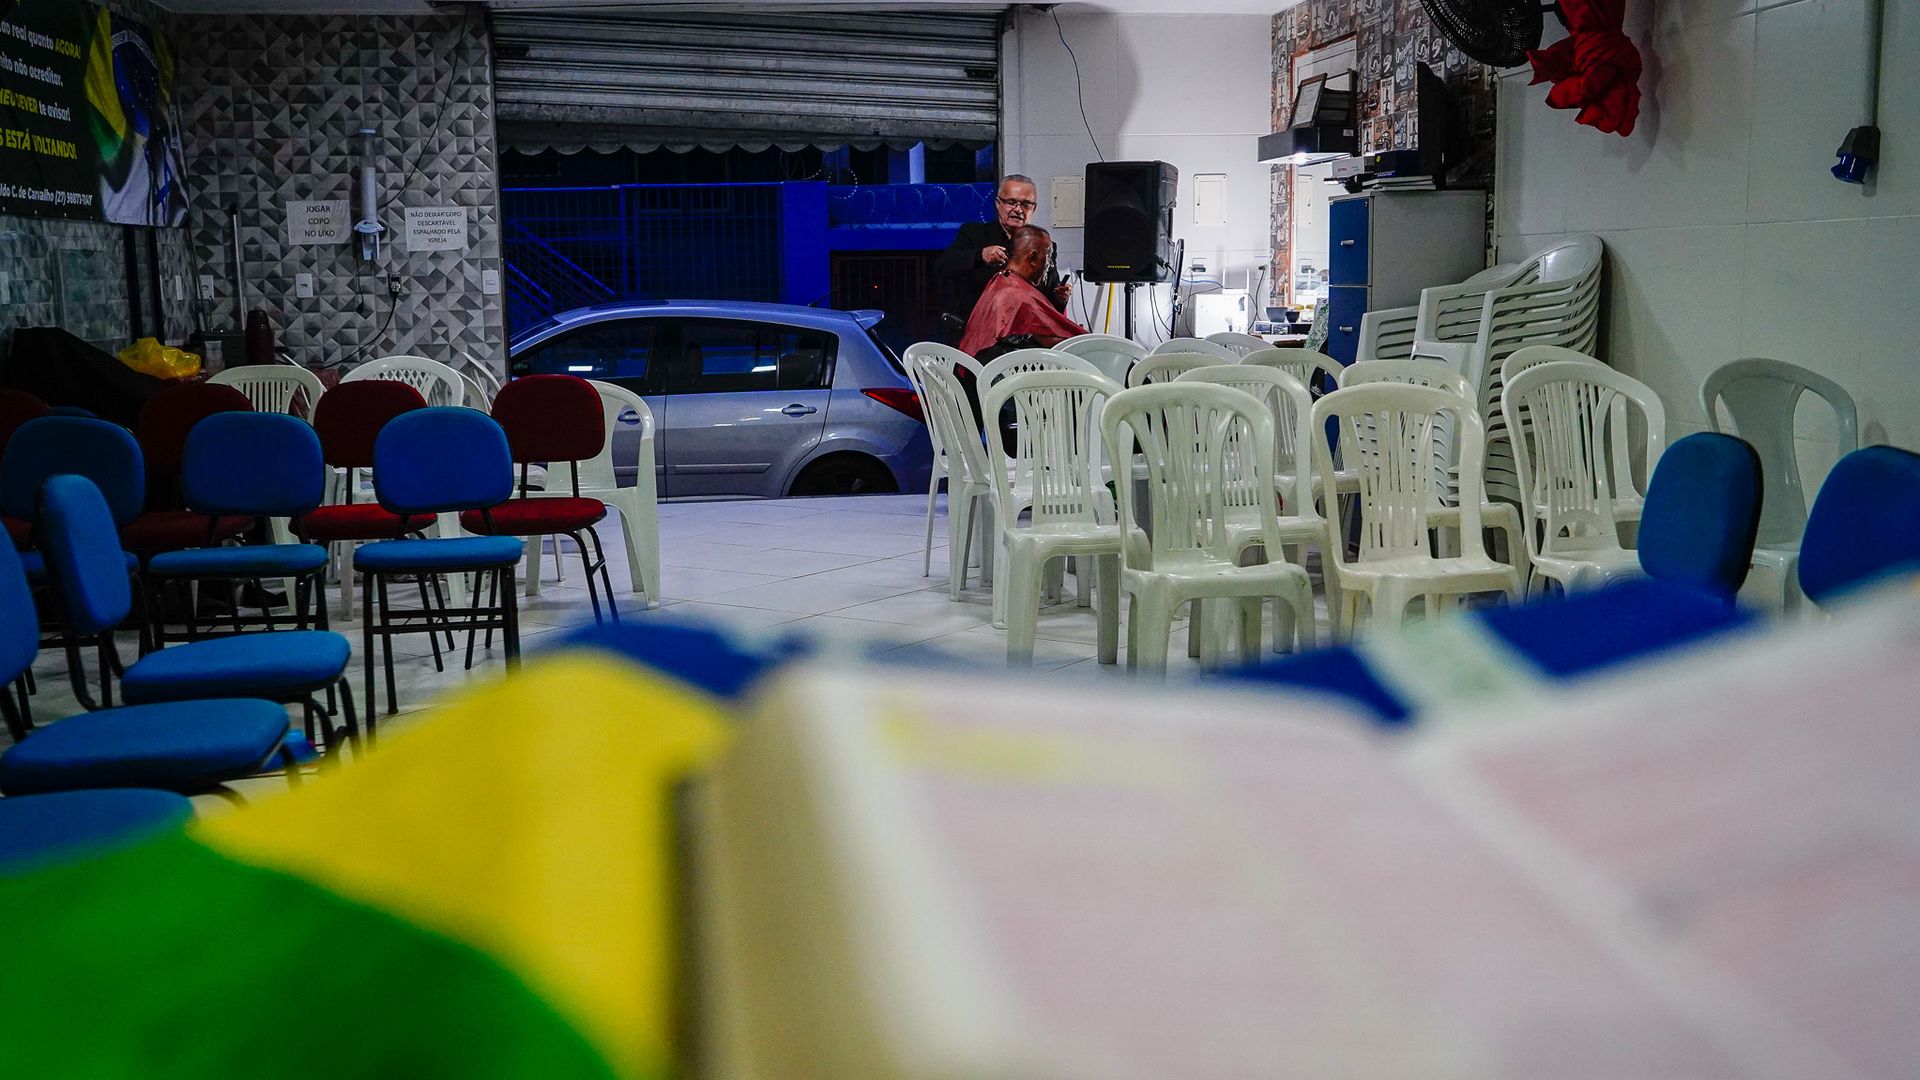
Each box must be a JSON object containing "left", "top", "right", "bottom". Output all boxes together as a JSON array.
[{"left": 1355, "top": 236, "right": 1604, "bottom": 509}]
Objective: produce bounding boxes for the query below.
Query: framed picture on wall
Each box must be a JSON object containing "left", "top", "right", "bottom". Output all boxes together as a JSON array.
[{"left": 1288, "top": 74, "right": 1329, "bottom": 129}]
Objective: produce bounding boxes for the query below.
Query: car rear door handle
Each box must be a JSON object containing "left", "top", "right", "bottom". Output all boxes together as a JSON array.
[{"left": 781, "top": 403, "right": 817, "bottom": 417}]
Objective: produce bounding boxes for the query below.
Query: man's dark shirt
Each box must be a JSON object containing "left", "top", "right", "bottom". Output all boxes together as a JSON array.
[
  {"left": 934, "top": 221, "right": 1013, "bottom": 325},
  {"left": 935, "top": 221, "right": 1062, "bottom": 325}
]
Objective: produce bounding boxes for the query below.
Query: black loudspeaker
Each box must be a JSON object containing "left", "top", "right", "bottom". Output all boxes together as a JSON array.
[{"left": 1083, "top": 161, "right": 1177, "bottom": 284}]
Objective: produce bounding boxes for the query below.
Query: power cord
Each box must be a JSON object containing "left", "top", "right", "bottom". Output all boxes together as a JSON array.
[
  {"left": 1051, "top": 9, "right": 1105, "bottom": 162},
  {"left": 326, "top": 278, "right": 397, "bottom": 370}
]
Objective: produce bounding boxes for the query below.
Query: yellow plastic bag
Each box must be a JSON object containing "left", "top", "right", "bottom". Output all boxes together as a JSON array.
[{"left": 117, "top": 337, "right": 202, "bottom": 380}]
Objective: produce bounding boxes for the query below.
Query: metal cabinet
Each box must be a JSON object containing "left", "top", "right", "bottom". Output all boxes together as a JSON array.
[{"left": 1322, "top": 190, "right": 1485, "bottom": 366}]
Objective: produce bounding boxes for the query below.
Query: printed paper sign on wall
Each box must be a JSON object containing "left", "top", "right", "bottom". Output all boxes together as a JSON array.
[
  {"left": 285, "top": 200, "right": 348, "bottom": 245},
  {"left": 0, "top": 0, "right": 188, "bottom": 226},
  {"left": 404, "top": 205, "right": 467, "bottom": 252}
]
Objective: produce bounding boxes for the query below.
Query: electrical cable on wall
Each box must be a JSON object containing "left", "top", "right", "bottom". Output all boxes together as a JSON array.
[
  {"left": 327, "top": 279, "right": 397, "bottom": 370},
  {"left": 1051, "top": 9, "right": 1105, "bottom": 162},
  {"left": 380, "top": 15, "right": 453, "bottom": 210}
]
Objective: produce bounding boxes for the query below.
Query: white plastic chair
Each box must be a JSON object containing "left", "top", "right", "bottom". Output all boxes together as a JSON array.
[
  {"left": 339, "top": 354, "right": 468, "bottom": 408},
  {"left": 1205, "top": 331, "right": 1271, "bottom": 357},
  {"left": 977, "top": 349, "right": 1100, "bottom": 386},
  {"left": 1412, "top": 237, "right": 1604, "bottom": 508},
  {"left": 1126, "top": 353, "right": 1223, "bottom": 388},
  {"left": 1242, "top": 348, "right": 1353, "bottom": 502},
  {"left": 1500, "top": 345, "right": 1648, "bottom": 536},
  {"left": 1339, "top": 357, "right": 1474, "bottom": 399},
  {"left": 902, "top": 342, "right": 984, "bottom": 577},
  {"left": 1057, "top": 334, "right": 1146, "bottom": 384},
  {"left": 912, "top": 352, "right": 1011, "bottom": 601},
  {"left": 1241, "top": 348, "right": 1343, "bottom": 391},
  {"left": 1355, "top": 263, "right": 1522, "bottom": 365},
  {"left": 1502, "top": 361, "right": 1668, "bottom": 597},
  {"left": 1702, "top": 356, "right": 1859, "bottom": 610},
  {"left": 524, "top": 381, "right": 662, "bottom": 608},
  {"left": 1176, "top": 365, "right": 1332, "bottom": 651},
  {"left": 455, "top": 351, "right": 505, "bottom": 403},
  {"left": 1312, "top": 384, "right": 1523, "bottom": 636},
  {"left": 981, "top": 370, "right": 1126, "bottom": 667},
  {"left": 1102, "top": 384, "right": 1316, "bottom": 674},
  {"left": 209, "top": 365, "right": 326, "bottom": 418},
  {"left": 1340, "top": 358, "right": 1527, "bottom": 571},
  {"left": 1150, "top": 337, "right": 1239, "bottom": 362}
]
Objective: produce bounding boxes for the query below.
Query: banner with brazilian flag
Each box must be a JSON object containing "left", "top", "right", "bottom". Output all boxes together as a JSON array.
[
  {"left": 0, "top": 0, "right": 187, "bottom": 225},
  {"left": 0, "top": 622, "right": 796, "bottom": 1079}
]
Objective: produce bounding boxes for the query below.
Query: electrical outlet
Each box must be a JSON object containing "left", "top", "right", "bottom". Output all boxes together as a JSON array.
[
  {"left": 198, "top": 274, "right": 216, "bottom": 300},
  {"left": 295, "top": 273, "right": 314, "bottom": 299},
  {"left": 481, "top": 268, "right": 500, "bottom": 296},
  {"left": 387, "top": 275, "right": 405, "bottom": 298}
]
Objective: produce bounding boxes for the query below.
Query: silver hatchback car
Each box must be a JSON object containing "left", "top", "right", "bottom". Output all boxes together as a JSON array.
[{"left": 509, "top": 300, "right": 932, "bottom": 499}]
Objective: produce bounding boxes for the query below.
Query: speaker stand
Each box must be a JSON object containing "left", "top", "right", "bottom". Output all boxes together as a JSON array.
[{"left": 1123, "top": 283, "right": 1138, "bottom": 343}]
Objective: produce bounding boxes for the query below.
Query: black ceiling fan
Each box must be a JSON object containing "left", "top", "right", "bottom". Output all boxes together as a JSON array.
[{"left": 1419, "top": 0, "right": 1565, "bottom": 69}]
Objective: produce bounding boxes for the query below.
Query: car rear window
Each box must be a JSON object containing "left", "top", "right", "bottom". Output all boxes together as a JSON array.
[{"left": 864, "top": 326, "right": 906, "bottom": 377}]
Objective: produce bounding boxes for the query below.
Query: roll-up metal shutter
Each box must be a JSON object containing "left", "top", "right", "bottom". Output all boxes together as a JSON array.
[{"left": 490, "top": 8, "right": 1003, "bottom": 153}]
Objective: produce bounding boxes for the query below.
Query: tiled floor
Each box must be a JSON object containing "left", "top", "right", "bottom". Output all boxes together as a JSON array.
[{"left": 8, "top": 493, "right": 1330, "bottom": 788}]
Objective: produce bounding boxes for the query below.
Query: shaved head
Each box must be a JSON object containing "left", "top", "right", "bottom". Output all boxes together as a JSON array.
[
  {"left": 1007, "top": 225, "right": 1052, "bottom": 283},
  {"left": 1009, "top": 225, "right": 1050, "bottom": 259}
]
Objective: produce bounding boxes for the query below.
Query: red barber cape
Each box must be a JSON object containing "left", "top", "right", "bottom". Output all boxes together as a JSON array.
[
  {"left": 957, "top": 273, "right": 1088, "bottom": 357},
  {"left": 1527, "top": 0, "right": 1643, "bottom": 137}
]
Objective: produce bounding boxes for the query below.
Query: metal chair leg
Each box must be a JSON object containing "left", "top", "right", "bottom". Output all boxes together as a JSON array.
[
  {"left": 376, "top": 575, "right": 399, "bottom": 716},
  {"left": 360, "top": 572, "right": 377, "bottom": 725},
  {"left": 585, "top": 526, "right": 619, "bottom": 623},
  {"left": 502, "top": 566, "right": 521, "bottom": 669},
  {"left": 416, "top": 577, "right": 445, "bottom": 673},
  {"left": 572, "top": 531, "right": 604, "bottom": 625}
]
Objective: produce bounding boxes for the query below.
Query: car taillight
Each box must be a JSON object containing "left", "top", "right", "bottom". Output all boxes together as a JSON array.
[{"left": 862, "top": 387, "right": 923, "bottom": 422}]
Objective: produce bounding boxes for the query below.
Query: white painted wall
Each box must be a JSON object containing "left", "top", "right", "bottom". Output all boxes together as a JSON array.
[
  {"left": 1002, "top": 8, "right": 1276, "bottom": 342},
  {"left": 1496, "top": 0, "right": 1919, "bottom": 484}
]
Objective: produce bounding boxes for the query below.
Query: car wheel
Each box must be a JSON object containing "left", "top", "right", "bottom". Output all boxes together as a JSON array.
[{"left": 788, "top": 454, "right": 898, "bottom": 497}]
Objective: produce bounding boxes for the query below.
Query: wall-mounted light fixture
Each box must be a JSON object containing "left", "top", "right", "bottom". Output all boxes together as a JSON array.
[
  {"left": 354, "top": 126, "right": 385, "bottom": 259},
  {"left": 1258, "top": 73, "right": 1358, "bottom": 167}
]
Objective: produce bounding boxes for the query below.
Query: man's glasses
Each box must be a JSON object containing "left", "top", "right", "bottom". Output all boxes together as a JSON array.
[{"left": 997, "top": 197, "right": 1038, "bottom": 212}]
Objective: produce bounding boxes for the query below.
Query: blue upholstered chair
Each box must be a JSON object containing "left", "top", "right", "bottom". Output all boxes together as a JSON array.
[
  {"left": 0, "top": 519, "right": 300, "bottom": 799},
  {"left": 0, "top": 788, "right": 193, "bottom": 876},
  {"left": 352, "top": 407, "right": 523, "bottom": 716},
  {"left": 1798, "top": 445, "right": 1920, "bottom": 607},
  {"left": 34, "top": 474, "right": 359, "bottom": 750},
  {"left": 1636, "top": 432, "right": 1764, "bottom": 603},
  {"left": 0, "top": 416, "right": 146, "bottom": 581},
  {"left": 141, "top": 412, "right": 331, "bottom": 638}
]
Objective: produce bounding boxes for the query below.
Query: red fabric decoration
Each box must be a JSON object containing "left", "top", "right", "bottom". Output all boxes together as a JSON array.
[{"left": 1527, "top": 0, "right": 1643, "bottom": 137}]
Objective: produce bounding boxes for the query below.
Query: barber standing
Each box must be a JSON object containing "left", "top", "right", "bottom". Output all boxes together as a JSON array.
[{"left": 935, "top": 174, "right": 1071, "bottom": 334}]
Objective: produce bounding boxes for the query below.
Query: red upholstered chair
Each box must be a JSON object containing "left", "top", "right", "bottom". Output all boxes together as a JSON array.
[
  {"left": 0, "top": 390, "right": 52, "bottom": 549},
  {"left": 122, "top": 383, "right": 256, "bottom": 553},
  {"left": 297, "top": 381, "right": 434, "bottom": 617},
  {"left": 461, "top": 374, "right": 618, "bottom": 623}
]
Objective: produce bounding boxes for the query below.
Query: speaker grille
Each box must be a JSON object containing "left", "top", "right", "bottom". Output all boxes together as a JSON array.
[{"left": 1083, "top": 161, "right": 1176, "bottom": 284}]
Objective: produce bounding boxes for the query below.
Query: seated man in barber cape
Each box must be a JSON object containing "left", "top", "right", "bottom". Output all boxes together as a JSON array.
[{"left": 956, "top": 226, "right": 1088, "bottom": 360}]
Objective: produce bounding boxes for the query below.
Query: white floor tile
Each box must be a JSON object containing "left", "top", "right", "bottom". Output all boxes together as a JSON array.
[
  {"left": 828, "top": 588, "right": 995, "bottom": 632},
  {"left": 780, "top": 531, "right": 934, "bottom": 559},
  {"left": 657, "top": 566, "right": 789, "bottom": 602},
  {"left": 647, "top": 602, "right": 807, "bottom": 633},
  {"left": 700, "top": 577, "right": 919, "bottom": 616},
  {"left": 659, "top": 543, "right": 866, "bottom": 576}
]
